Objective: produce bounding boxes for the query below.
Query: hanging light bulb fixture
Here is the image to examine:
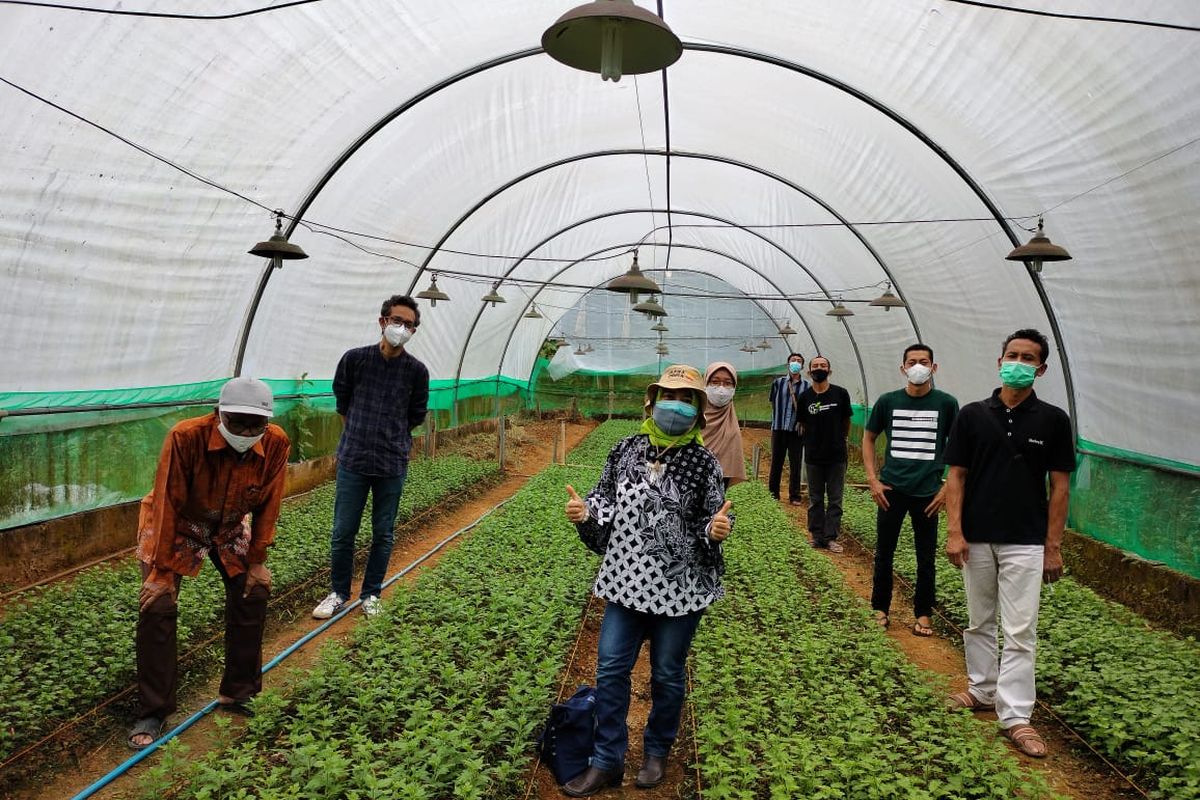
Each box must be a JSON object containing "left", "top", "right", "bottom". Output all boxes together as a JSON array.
[
  {"left": 523, "top": 304, "right": 544, "bottom": 319},
  {"left": 412, "top": 271, "right": 451, "bottom": 304},
  {"left": 655, "top": 341, "right": 669, "bottom": 356},
  {"left": 481, "top": 281, "right": 506, "bottom": 307},
  {"left": 248, "top": 209, "right": 309, "bottom": 266},
  {"left": 542, "top": 0, "right": 682, "bottom": 83},
  {"left": 650, "top": 319, "right": 669, "bottom": 333},
  {"left": 584, "top": 343, "right": 595, "bottom": 353},
  {"left": 605, "top": 251, "right": 661, "bottom": 305},
  {"left": 554, "top": 336, "right": 569, "bottom": 349},
  {"left": 632, "top": 293, "right": 667, "bottom": 318},
  {"left": 1005, "top": 217, "right": 1072, "bottom": 273},
  {"left": 778, "top": 320, "right": 797, "bottom": 336},
  {"left": 740, "top": 342, "right": 757, "bottom": 353},
  {"left": 574, "top": 344, "right": 587, "bottom": 356},
  {"left": 758, "top": 337, "right": 772, "bottom": 350},
  {"left": 826, "top": 298, "right": 855, "bottom": 318},
  {"left": 868, "top": 282, "right": 906, "bottom": 311}
]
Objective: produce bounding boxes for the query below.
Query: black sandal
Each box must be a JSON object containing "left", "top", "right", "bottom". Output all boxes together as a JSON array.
[
  {"left": 127, "top": 716, "right": 165, "bottom": 750},
  {"left": 218, "top": 700, "right": 256, "bottom": 718}
]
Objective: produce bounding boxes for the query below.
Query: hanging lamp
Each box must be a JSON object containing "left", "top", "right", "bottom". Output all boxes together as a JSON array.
[
  {"left": 632, "top": 293, "right": 667, "bottom": 318},
  {"left": 778, "top": 320, "right": 797, "bottom": 336},
  {"left": 554, "top": 336, "right": 569, "bottom": 349},
  {"left": 650, "top": 319, "right": 668, "bottom": 333},
  {"left": 248, "top": 210, "right": 308, "bottom": 265},
  {"left": 758, "top": 337, "right": 772, "bottom": 350},
  {"left": 1005, "top": 217, "right": 1072, "bottom": 273},
  {"left": 655, "top": 341, "right": 669, "bottom": 356},
  {"left": 481, "top": 282, "right": 506, "bottom": 307},
  {"left": 584, "top": 343, "right": 595, "bottom": 353},
  {"left": 605, "top": 251, "right": 661, "bottom": 304},
  {"left": 740, "top": 342, "right": 757, "bottom": 353},
  {"left": 574, "top": 345, "right": 587, "bottom": 356},
  {"left": 826, "top": 299, "right": 854, "bottom": 318},
  {"left": 416, "top": 274, "right": 450, "bottom": 307},
  {"left": 868, "top": 282, "right": 906, "bottom": 310},
  {"left": 523, "top": 305, "right": 543, "bottom": 319},
  {"left": 541, "top": 0, "right": 682, "bottom": 83}
]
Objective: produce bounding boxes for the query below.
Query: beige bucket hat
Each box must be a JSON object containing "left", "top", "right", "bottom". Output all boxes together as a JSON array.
[{"left": 644, "top": 363, "right": 707, "bottom": 428}]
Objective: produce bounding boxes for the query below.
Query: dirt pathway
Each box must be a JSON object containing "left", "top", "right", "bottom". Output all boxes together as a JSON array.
[
  {"left": 740, "top": 426, "right": 1144, "bottom": 800},
  {"left": 15, "top": 417, "right": 596, "bottom": 800}
]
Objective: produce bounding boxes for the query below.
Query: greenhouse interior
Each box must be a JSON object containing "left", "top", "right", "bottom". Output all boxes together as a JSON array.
[{"left": 1, "top": 1, "right": 1198, "bottom": 798}]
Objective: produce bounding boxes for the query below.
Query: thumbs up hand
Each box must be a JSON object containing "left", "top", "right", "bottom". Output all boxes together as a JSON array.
[
  {"left": 709, "top": 500, "right": 733, "bottom": 542},
  {"left": 565, "top": 485, "right": 588, "bottom": 523}
]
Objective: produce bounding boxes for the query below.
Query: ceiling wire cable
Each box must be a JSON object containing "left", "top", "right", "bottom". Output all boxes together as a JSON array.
[
  {"left": 632, "top": 74, "right": 660, "bottom": 269},
  {"left": 0, "top": 0, "right": 327, "bottom": 19},
  {"left": 939, "top": 0, "right": 1200, "bottom": 33}
]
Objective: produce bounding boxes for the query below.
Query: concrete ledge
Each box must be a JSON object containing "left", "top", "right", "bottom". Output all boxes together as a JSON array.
[{"left": 1063, "top": 528, "right": 1200, "bottom": 638}]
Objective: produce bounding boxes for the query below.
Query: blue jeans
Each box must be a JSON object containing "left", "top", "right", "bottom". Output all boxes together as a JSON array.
[
  {"left": 330, "top": 465, "right": 407, "bottom": 600},
  {"left": 592, "top": 602, "right": 704, "bottom": 771}
]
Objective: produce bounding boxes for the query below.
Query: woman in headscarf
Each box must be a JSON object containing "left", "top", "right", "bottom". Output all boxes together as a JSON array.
[
  {"left": 561, "top": 364, "right": 733, "bottom": 795},
  {"left": 702, "top": 361, "right": 746, "bottom": 488}
]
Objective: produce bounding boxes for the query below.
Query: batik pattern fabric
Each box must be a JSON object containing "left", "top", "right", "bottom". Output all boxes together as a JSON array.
[{"left": 576, "top": 435, "right": 731, "bottom": 617}]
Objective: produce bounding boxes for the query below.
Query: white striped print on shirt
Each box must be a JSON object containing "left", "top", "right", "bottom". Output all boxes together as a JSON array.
[{"left": 890, "top": 409, "right": 939, "bottom": 461}]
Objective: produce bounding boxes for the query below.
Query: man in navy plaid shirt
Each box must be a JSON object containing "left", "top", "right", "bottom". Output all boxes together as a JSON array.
[{"left": 312, "top": 294, "right": 430, "bottom": 619}]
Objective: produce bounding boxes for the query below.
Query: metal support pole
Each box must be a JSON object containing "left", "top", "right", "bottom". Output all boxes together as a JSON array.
[
  {"left": 497, "top": 415, "right": 507, "bottom": 469},
  {"left": 751, "top": 443, "right": 762, "bottom": 481},
  {"left": 559, "top": 419, "right": 567, "bottom": 465}
]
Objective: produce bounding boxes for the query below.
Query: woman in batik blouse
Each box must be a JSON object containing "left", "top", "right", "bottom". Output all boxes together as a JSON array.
[{"left": 562, "top": 364, "right": 733, "bottom": 796}]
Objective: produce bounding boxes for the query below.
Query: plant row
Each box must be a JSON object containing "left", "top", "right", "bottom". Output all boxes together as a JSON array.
[
  {"left": 0, "top": 454, "right": 499, "bottom": 763},
  {"left": 839, "top": 486, "right": 1200, "bottom": 799},
  {"left": 690, "top": 479, "right": 1059, "bottom": 799}
]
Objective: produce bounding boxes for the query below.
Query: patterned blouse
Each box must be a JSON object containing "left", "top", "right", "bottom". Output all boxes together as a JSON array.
[{"left": 576, "top": 435, "right": 732, "bottom": 616}]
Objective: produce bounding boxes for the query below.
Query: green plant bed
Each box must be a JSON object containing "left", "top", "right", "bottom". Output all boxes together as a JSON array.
[
  {"left": 839, "top": 487, "right": 1200, "bottom": 799},
  {"left": 0, "top": 454, "right": 499, "bottom": 764},
  {"left": 691, "top": 480, "right": 1059, "bottom": 799},
  {"left": 138, "top": 463, "right": 604, "bottom": 799}
]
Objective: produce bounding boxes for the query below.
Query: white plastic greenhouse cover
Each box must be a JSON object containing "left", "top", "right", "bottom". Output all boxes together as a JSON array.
[{"left": 1, "top": 0, "right": 1199, "bottom": 468}]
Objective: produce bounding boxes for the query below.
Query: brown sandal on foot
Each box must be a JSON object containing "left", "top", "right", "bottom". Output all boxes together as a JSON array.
[
  {"left": 912, "top": 619, "right": 934, "bottom": 637},
  {"left": 873, "top": 611, "right": 890, "bottom": 629},
  {"left": 946, "top": 691, "right": 994, "bottom": 712},
  {"left": 1002, "top": 724, "right": 1047, "bottom": 758}
]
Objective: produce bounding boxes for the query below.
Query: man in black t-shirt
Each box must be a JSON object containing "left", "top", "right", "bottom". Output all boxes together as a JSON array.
[
  {"left": 797, "top": 356, "right": 853, "bottom": 552},
  {"left": 943, "top": 328, "right": 1074, "bottom": 759}
]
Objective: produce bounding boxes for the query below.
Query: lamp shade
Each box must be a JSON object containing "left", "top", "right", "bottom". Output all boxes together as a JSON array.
[
  {"left": 523, "top": 306, "right": 543, "bottom": 319},
  {"left": 868, "top": 284, "right": 906, "bottom": 310},
  {"left": 826, "top": 300, "right": 854, "bottom": 317},
  {"left": 1006, "top": 218, "right": 1071, "bottom": 273},
  {"left": 606, "top": 252, "right": 661, "bottom": 298},
  {"left": 632, "top": 294, "right": 667, "bottom": 317},
  {"left": 416, "top": 275, "right": 450, "bottom": 307},
  {"left": 778, "top": 320, "right": 797, "bottom": 336},
  {"left": 542, "top": 0, "right": 682, "bottom": 82},
  {"left": 249, "top": 215, "right": 308, "bottom": 261},
  {"left": 481, "top": 283, "right": 506, "bottom": 306},
  {"left": 650, "top": 320, "right": 668, "bottom": 333}
]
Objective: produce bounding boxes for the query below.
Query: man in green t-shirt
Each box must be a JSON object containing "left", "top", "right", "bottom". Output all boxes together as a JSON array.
[{"left": 863, "top": 343, "right": 959, "bottom": 636}]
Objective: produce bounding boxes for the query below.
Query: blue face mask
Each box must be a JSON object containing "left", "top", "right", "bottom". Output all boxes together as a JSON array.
[
  {"left": 652, "top": 399, "right": 697, "bottom": 435},
  {"left": 788, "top": 362, "right": 803, "bottom": 375}
]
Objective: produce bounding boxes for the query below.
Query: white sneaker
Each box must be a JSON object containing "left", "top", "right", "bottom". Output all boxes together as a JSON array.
[
  {"left": 361, "top": 595, "right": 383, "bottom": 618},
  {"left": 312, "top": 592, "right": 345, "bottom": 619}
]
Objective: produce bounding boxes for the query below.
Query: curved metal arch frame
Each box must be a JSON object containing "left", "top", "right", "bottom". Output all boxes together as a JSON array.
[
  {"left": 478, "top": 235, "right": 870, "bottom": 411},
  {"left": 402, "top": 149, "right": 921, "bottom": 340},
  {"left": 450, "top": 207, "right": 878, "bottom": 409},
  {"left": 489, "top": 242, "right": 821, "bottom": 387},
  {"left": 235, "top": 41, "right": 1074, "bottom": 430}
]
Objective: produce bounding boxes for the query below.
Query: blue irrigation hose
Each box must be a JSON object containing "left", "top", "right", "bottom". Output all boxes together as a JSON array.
[{"left": 71, "top": 497, "right": 512, "bottom": 800}]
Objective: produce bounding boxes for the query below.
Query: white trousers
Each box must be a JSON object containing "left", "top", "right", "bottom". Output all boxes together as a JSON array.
[{"left": 961, "top": 543, "right": 1044, "bottom": 728}]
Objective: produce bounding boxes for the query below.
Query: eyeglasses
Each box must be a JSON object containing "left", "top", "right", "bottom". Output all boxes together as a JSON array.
[
  {"left": 708, "top": 379, "right": 735, "bottom": 388},
  {"left": 221, "top": 413, "right": 269, "bottom": 435},
  {"left": 385, "top": 316, "right": 418, "bottom": 329}
]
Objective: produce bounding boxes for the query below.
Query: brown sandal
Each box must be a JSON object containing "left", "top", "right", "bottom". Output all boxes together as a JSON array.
[
  {"left": 946, "top": 691, "right": 994, "bottom": 712},
  {"left": 1002, "top": 724, "right": 1047, "bottom": 758},
  {"left": 873, "top": 611, "right": 890, "bottom": 629},
  {"left": 912, "top": 620, "right": 934, "bottom": 637}
]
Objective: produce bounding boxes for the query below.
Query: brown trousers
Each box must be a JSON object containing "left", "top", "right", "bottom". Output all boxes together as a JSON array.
[{"left": 136, "top": 550, "right": 270, "bottom": 719}]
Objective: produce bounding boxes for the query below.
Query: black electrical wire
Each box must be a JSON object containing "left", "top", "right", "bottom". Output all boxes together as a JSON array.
[
  {"left": 940, "top": 0, "right": 1200, "bottom": 33},
  {"left": 0, "top": 0, "right": 326, "bottom": 19}
]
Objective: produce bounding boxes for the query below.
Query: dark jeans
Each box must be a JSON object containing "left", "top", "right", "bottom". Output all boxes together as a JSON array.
[
  {"left": 137, "top": 551, "right": 270, "bottom": 719},
  {"left": 871, "top": 489, "right": 939, "bottom": 618},
  {"left": 768, "top": 429, "right": 804, "bottom": 501},
  {"left": 330, "top": 464, "right": 408, "bottom": 599},
  {"left": 592, "top": 602, "right": 704, "bottom": 771},
  {"left": 806, "top": 461, "right": 846, "bottom": 546}
]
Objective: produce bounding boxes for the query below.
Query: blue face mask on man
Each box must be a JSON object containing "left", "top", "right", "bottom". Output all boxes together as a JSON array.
[
  {"left": 652, "top": 399, "right": 697, "bottom": 435},
  {"left": 788, "top": 362, "right": 803, "bottom": 375}
]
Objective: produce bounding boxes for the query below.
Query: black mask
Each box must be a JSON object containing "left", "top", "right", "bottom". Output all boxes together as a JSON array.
[{"left": 810, "top": 369, "right": 830, "bottom": 382}]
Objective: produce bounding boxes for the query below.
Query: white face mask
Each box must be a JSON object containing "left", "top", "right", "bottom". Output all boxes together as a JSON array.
[
  {"left": 384, "top": 324, "right": 413, "bottom": 348},
  {"left": 706, "top": 385, "right": 735, "bottom": 408},
  {"left": 218, "top": 423, "right": 264, "bottom": 453},
  {"left": 905, "top": 364, "right": 933, "bottom": 385}
]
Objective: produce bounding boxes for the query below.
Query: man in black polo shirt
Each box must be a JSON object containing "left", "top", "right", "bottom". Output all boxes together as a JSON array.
[
  {"left": 944, "top": 328, "right": 1074, "bottom": 759},
  {"left": 312, "top": 294, "right": 430, "bottom": 620},
  {"left": 797, "top": 356, "right": 853, "bottom": 552}
]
